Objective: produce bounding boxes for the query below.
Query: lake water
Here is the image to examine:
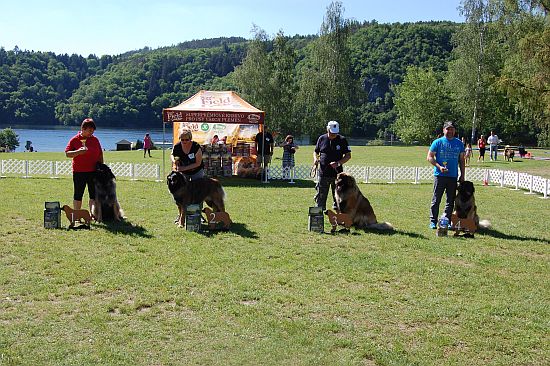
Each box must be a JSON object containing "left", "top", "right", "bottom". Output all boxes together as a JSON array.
[{"left": 6, "top": 127, "right": 170, "bottom": 152}]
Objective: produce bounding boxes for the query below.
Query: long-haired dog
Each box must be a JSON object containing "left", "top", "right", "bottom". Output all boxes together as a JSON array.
[
  {"left": 167, "top": 171, "right": 226, "bottom": 228},
  {"left": 202, "top": 207, "right": 232, "bottom": 230},
  {"left": 62, "top": 205, "right": 92, "bottom": 227},
  {"left": 93, "top": 162, "right": 124, "bottom": 222},
  {"left": 451, "top": 180, "right": 490, "bottom": 233},
  {"left": 334, "top": 172, "right": 393, "bottom": 230}
]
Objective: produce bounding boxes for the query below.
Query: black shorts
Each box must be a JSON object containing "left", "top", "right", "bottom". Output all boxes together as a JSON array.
[
  {"left": 479, "top": 147, "right": 486, "bottom": 156},
  {"left": 73, "top": 171, "right": 96, "bottom": 201}
]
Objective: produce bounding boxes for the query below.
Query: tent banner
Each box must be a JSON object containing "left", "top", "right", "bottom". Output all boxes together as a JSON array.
[
  {"left": 164, "top": 110, "right": 263, "bottom": 124},
  {"left": 173, "top": 122, "right": 259, "bottom": 145}
]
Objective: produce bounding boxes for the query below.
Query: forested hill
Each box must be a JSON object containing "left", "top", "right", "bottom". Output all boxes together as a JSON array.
[{"left": 0, "top": 22, "right": 458, "bottom": 136}]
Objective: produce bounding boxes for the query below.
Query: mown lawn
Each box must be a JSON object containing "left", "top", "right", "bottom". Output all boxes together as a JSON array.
[{"left": 1, "top": 147, "right": 549, "bottom": 365}]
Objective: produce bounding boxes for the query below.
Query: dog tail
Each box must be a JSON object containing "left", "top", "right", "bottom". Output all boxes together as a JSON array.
[
  {"left": 478, "top": 219, "right": 491, "bottom": 229},
  {"left": 367, "top": 222, "right": 394, "bottom": 231}
]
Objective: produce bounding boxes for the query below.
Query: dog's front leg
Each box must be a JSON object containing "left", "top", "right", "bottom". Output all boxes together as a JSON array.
[
  {"left": 95, "top": 203, "right": 102, "bottom": 223},
  {"left": 178, "top": 205, "right": 185, "bottom": 228},
  {"left": 114, "top": 202, "right": 122, "bottom": 221},
  {"left": 336, "top": 200, "right": 346, "bottom": 213}
]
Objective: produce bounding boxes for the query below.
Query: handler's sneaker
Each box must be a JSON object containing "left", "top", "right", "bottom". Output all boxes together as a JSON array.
[{"left": 429, "top": 222, "right": 437, "bottom": 229}]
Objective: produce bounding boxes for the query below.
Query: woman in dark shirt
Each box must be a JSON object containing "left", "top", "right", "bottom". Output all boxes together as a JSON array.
[{"left": 171, "top": 129, "right": 205, "bottom": 180}]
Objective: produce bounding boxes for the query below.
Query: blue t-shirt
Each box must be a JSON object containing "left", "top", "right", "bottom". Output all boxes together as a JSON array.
[{"left": 429, "top": 137, "right": 464, "bottom": 177}]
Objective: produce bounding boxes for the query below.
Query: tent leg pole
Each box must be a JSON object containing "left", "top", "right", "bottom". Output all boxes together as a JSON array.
[{"left": 162, "top": 122, "right": 166, "bottom": 180}]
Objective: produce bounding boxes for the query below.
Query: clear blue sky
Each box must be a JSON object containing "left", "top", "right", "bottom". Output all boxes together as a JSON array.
[{"left": 1, "top": 0, "right": 463, "bottom": 56}]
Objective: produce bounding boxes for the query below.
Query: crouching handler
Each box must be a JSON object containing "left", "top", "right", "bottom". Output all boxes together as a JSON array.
[
  {"left": 168, "top": 128, "right": 231, "bottom": 230},
  {"left": 171, "top": 129, "right": 205, "bottom": 181}
]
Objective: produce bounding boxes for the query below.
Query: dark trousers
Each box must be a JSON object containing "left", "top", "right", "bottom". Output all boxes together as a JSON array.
[
  {"left": 430, "top": 176, "right": 457, "bottom": 224},
  {"left": 73, "top": 171, "right": 96, "bottom": 201},
  {"left": 314, "top": 176, "right": 336, "bottom": 211}
]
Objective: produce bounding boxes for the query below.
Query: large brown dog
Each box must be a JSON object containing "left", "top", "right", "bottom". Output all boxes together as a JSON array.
[
  {"left": 334, "top": 172, "right": 393, "bottom": 230},
  {"left": 452, "top": 180, "right": 479, "bottom": 228},
  {"left": 451, "top": 180, "right": 490, "bottom": 233},
  {"left": 167, "top": 171, "right": 226, "bottom": 228},
  {"left": 93, "top": 163, "right": 124, "bottom": 222}
]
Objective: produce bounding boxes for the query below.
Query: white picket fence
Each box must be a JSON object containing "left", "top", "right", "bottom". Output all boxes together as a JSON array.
[
  {"left": 0, "top": 159, "right": 161, "bottom": 181},
  {"left": 1, "top": 159, "right": 548, "bottom": 198}
]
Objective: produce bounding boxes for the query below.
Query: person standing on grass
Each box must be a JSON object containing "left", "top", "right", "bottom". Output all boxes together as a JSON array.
[
  {"left": 65, "top": 118, "right": 104, "bottom": 212},
  {"left": 313, "top": 120, "right": 351, "bottom": 211},
  {"left": 282, "top": 135, "right": 298, "bottom": 170},
  {"left": 477, "top": 134, "right": 486, "bottom": 162},
  {"left": 427, "top": 121, "right": 465, "bottom": 229},
  {"left": 254, "top": 129, "right": 274, "bottom": 175},
  {"left": 464, "top": 143, "right": 472, "bottom": 166},
  {"left": 143, "top": 133, "right": 152, "bottom": 157},
  {"left": 487, "top": 130, "right": 499, "bottom": 161}
]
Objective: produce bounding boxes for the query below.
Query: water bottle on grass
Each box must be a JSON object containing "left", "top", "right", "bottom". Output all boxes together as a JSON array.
[{"left": 436, "top": 215, "right": 449, "bottom": 237}]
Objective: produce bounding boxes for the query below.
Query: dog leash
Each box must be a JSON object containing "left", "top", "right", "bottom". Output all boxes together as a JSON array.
[{"left": 310, "top": 160, "right": 319, "bottom": 179}]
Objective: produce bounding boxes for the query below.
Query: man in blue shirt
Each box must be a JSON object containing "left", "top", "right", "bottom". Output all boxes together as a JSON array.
[
  {"left": 313, "top": 121, "right": 352, "bottom": 210},
  {"left": 427, "top": 121, "right": 465, "bottom": 229}
]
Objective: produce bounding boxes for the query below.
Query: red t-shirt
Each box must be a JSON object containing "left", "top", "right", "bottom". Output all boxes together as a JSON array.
[{"left": 65, "top": 132, "right": 103, "bottom": 172}]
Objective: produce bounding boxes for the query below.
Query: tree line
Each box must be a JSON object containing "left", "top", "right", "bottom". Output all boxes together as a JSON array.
[{"left": 0, "top": 1, "right": 548, "bottom": 146}]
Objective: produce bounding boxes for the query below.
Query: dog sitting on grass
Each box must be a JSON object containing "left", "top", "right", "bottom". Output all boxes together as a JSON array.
[
  {"left": 504, "top": 145, "right": 515, "bottom": 162},
  {"left": 62, "top": 205, "right": 92, "bottom": 228}
]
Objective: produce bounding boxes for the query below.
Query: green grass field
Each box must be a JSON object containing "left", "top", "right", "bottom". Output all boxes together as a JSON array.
[{"left": 1, "top": 147, "right": 549, "bottom": 365}]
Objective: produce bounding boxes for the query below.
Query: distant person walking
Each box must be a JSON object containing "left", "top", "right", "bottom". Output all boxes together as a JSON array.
[
  {"left": 143, "top": 133, "right": 152, "bottom": 157},
  {"left": 487, "top": 130, "right": 499, "bottom": 161},
  {"left": 477, "top": 135, "right": 486, "bottom": 162}
]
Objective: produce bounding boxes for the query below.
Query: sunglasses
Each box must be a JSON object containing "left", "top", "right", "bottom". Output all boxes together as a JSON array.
[{"left": 180, "top": 138, "right": 191, "bottom": 142}]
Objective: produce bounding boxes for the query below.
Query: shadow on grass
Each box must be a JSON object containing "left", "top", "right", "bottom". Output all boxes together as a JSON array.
[
  {"left": 198, "top": 222, "right": 258, "bottom": 239},
  {"left": 98, "top": 219, "right": 153, "bottom": 238},
  {"left": 478, "top": 227, "right": 550, "bottom": 244},
  {"left": 216, "top": 177, "right": 316, "bottom": 189},
  {"left": 323, "top": 228, "right": 427, "bottom": 239}
]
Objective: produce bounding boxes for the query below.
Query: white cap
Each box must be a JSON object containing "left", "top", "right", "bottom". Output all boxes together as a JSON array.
[{"left": 327, "top": 121, "right": 339, "bottom": 134}]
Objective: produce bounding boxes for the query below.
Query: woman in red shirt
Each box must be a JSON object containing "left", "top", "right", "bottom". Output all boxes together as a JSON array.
[
  {"left": 65, "top": 118, "right": 104, "bottom": 211},
  {"left": 477, "top": 134, "right": 486, "bottom": 162}
]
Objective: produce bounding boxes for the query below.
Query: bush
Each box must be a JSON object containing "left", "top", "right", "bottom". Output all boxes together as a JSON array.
[{"left": 0, "top": 128, "right": 20, "bottom": 151}]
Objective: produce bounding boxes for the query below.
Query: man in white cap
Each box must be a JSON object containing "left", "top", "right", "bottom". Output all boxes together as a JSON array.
[{"left": 313, "top": 120, "right": 352, "bottom": 210}]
